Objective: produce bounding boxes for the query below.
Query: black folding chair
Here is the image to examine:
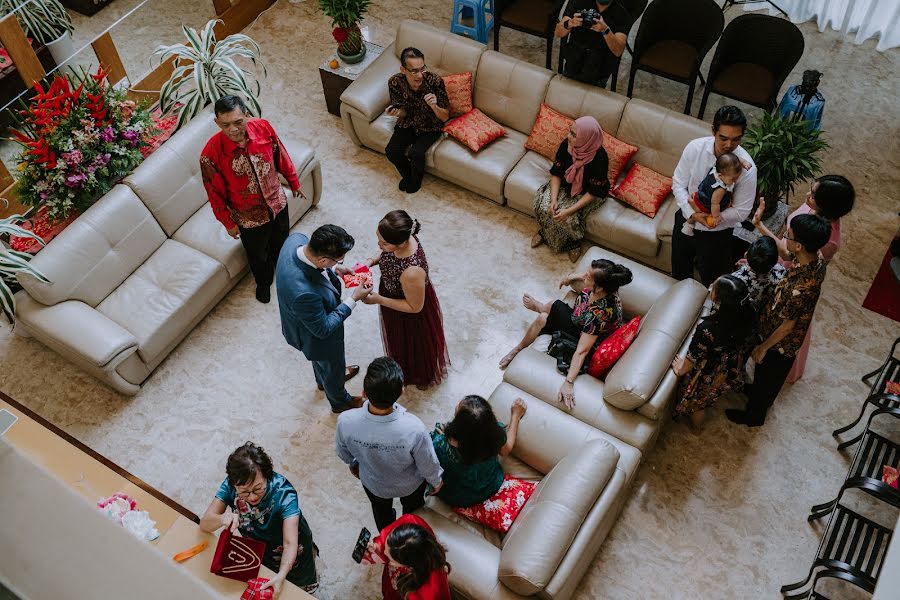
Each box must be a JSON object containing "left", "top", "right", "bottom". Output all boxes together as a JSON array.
[
  {"left": 833, "top": 393, "right": 900, "bottom": 450},
  {"left": 862, "top": 335, "right": 900, "bottom": 397}
]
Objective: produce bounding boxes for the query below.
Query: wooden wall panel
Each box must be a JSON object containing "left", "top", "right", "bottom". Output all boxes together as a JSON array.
[
  {"left": 0, "top": 15, "right": 46, "bottom": 88},
  {"left": 214, "top": 0, "right": 275, "bottom": 38},
  {"left": 91, "top": 32, "right": 128, "bottom": 87}
]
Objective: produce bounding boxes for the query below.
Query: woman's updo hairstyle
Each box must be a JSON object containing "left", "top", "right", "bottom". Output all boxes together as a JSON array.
[
  {"left": 589, "top": 259, "right": 633, "bottom": 293},
  {"left": 378, "top": 210, "right": 421, "bottom": 245}
]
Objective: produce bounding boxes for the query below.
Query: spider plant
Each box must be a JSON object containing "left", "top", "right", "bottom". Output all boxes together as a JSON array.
[
  {"left": 153, "top": 19, "right": 265, "bottom": 131},
  {"left": 0, "top": 210, "right": 49, "bottom": 323},
  {"left": 0, "top": 0, "right": 74, "bottom": 45}
]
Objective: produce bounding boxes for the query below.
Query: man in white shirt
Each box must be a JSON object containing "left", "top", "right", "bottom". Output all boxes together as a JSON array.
[{"left": 671, "top": 106, "right": 757, "bottom": 286}]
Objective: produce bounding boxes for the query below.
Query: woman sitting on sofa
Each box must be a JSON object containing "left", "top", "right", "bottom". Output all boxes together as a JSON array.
[
  {"left": 430, "top": 395, "right": 527, "bottom": 507},
  {"left": 532, "top": 115, "right": 610, "bottom": 263},
  {"left": 499, "top": 258, "right": 632, "bottom": 409}
]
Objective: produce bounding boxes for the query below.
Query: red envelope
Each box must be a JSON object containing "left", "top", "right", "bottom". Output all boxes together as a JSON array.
[
  {"left": 241, "top": 578, "right": 273, "bottom": 600},
  {"left": 210, "top": 529, "right": 266, "bottom": 582},
  {"left": 341, "top": 263, "right": 373, "bottom": 288}
]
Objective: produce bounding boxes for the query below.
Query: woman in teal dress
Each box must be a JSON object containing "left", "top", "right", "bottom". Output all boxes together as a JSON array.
[{"left": 430, "top": 396, "right": 527, "bottom": 507}]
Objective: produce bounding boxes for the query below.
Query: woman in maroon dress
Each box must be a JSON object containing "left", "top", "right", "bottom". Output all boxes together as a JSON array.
[{"left": 362, "top": 210, "right": 449, "bottom": 388}]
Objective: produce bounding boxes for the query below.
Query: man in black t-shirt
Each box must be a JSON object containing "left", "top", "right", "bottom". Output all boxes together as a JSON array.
[{"left": 555, "top": 0, "right": 633, "bottom": 88}]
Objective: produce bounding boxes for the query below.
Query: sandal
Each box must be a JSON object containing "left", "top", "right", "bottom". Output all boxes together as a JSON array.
[
  {"left": 530, "top": 232, "right": 544, "bottom": 248},
  {"left": 568, "top": 245, "right": 584, "bottom": 263}
]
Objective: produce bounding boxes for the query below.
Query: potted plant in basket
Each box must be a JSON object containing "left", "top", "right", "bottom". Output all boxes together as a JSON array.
[
  {"left": 319, "top": 0, "right": 372, "bottom": 64},
  {"left": 0, "top": 207, "right": 49, "bottom": 323},
  {"left": 0, "top": 0, "right": 75, "bottom": 65},
  {"left": 154, "top": 19, "right": 265, "bottom": 131}
]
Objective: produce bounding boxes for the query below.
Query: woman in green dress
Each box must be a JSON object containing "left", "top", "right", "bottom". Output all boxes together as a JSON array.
[{"left": 429, "top": 396, "right": 527, "bottom": 507}]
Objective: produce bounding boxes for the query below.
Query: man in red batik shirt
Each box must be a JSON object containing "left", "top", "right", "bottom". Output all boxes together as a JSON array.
[{"left": 200, "top": 95, "right": 303, "bottom": 304}]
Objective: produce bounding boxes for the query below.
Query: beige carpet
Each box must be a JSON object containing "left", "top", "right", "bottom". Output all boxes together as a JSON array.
[{"left": 1, "top": 1, "right": 899, "bottom": 598}]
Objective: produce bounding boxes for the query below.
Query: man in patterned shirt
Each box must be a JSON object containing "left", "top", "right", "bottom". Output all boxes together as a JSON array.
[
  {"left": 726, "top": 213, "right": 832, "bottom": 427},
  {"left": 384, "top": 47, "right": 449, "bottom": 194},
  {"left": 200, "top": 96, "right": 303, "bottom": 304}
]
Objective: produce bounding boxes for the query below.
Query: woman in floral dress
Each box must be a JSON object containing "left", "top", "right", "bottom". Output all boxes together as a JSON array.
[{"left": 363, "top": 210, "right": 449, "bottom": 389}]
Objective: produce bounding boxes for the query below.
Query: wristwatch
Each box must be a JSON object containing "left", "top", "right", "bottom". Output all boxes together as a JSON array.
[
  {"left": 563, "top": 19, "right": 570, "bottom": 30},
  {"left": 602, "top": 27, "right": 612, "bottom": 35}
]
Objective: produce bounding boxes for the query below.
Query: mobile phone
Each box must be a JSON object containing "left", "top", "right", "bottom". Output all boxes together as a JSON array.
[{"left": 351, "top": 527, "right": 371, "bottom": 563}]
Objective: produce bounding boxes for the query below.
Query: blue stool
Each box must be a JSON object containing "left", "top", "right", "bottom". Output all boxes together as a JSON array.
[{"left": 450, "top": 0, "right": 494, "bottom": 44}]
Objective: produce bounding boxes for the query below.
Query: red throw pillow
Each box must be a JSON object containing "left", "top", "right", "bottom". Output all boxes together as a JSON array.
[
  {"left": 587, "top": 316, "right": 641, "bottom": 378},
  {"left": 603, "top": 133, "right": 639, "bottom": 184},
  {"left": 524, "top": 103, "right": 574, "bottom": 160},
  {"left": 453, "top": 474, "right": 537, "bottom": 533},
  {"left": 443, "top": 108, "right": 507, "bottom": 152},
  {"left": 442, "top": 72, "right": 473, "bottom": 118},
  {"left": 885, "top": 380, "right": 900, "bottom": 395},
  {"left": 610, "top": 163, "right": 673, "bottom": 218}
]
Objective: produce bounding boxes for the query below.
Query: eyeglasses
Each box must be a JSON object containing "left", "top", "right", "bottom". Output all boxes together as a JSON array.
[
  {"left": 324, "top": 256, "right": 345, "bottom": 265},
  {"left": 236, "top": 482, "right": 267, "bottom": 499},
  {"left": 404, "top": 65, "right": 428, "bottom": 75}
]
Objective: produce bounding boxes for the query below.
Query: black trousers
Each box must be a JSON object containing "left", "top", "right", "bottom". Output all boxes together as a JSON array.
[
  {"left": 744, "top": 348, "right": 795, "bottom": 425},
  {"left": 363, "top": 480, "right": 428, "bottom": 532},
  {"left": 238, "top": 207, "right": 289, "bottom": 289},
  {"left": 385, "top": 127, "right": 442, "bottom": 190},
  {"left": 671, "top": 209, "right": 737, "bottom": 287}
]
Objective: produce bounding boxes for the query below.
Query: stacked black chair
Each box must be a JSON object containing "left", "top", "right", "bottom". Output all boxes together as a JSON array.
[
  {"left": 862, "top": 336, "right": 900, "bottom": 397},
  {"left": 493, "top": 0, "right": 569, "bottom": 69},
  {"left": 833, "top": 393, "right": 900, "bottom": 449}
]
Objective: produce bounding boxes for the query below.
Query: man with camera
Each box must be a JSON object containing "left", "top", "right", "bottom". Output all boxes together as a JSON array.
[{"left": 555, "top": 0, "right": 632, "bottom": 88}]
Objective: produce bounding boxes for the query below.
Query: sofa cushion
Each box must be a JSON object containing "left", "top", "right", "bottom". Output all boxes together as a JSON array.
[
  {"left": 443, "top": 109, "right": 507, "bottom": 152},
  {"left": 454, "top": 475, "right": 538, "bottom": 533},
  {"left": 172, "top": 205, "right": 246, "bottom": 279},
  {"left": 587, "top": 316, "right": 641, "bottom": 378},
  {"left": 498, "top": 439, "right": 618, "bottom": 596},
  {"left": 17, "top": 185, "right": 166, "bottom": 308},
  {"left": 504, "top": 151, "right": 552, "bottom": 216},
  {"left": 361, "top": 113, "right": 443, "bottom": 166},
  {"left": 524, "top": 103, "right": 573, "bottom": 160},
  {"left": 575, "top": 246, "right": 676, "bottom": 318},
  {"left": 442, "top": 71, "right": 473, "bottom": 117},
  {"left": 610, "top": 163, "right": 673, "bottom": 218},
  {"left": 431, "top": 128, "right": 528, "bottom": 203},
  {"left": 585, "top": 198, "right": 662, "bottom": 260},
  {"left": 604, "top": 132, "right": 639, "bottom": 183},
  {"left": 543, "top": 76, "right": 628, "bottom": 136},
  {"left": 394, "top": 20, "right": 484, "bottom": 77},
  {"left": 97, "top": 239, "right": 229, "bottom": 364},
  {"left": 473, "top": 51, "right": 553, "bottom": 135}
]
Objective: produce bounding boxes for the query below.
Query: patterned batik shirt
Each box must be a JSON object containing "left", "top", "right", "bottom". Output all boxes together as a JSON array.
[
  {"left": 730, "top": 262, "right": 788, "bottom": 312},
  {"left": 388, "top": 71, "right": 449, "bottom": 134},
  {"left": 760, "top": 258, "right": 826, "bottom": 358},
  {"left": 200, "top": 118, "right": 300, "bottom": 230},
  {"left": 572, "top": 290, "right": 623, "bottom": 340}
]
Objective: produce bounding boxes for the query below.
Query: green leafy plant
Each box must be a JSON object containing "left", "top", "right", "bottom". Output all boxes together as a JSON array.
[
  {"left": 153, "top": 19, "right": 265, "bottom": 131},
  {"left": 0, "top": 0, "right": 74, "bottom": 45},
  {"left": 0, "top": 209, "right": 49, "bottom": 323},
  {"left": 318, "top": 0, "right": 371, "bottom": 56},
  {"left": 743, "top": 112, "right": 829, "bottom": 204}
]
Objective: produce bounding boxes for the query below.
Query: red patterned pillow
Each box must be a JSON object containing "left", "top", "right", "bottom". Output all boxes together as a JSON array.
[
  {"left": 453, "top": 475, "right": 537, "bottom": 533},
  {"left": 442, "top": 72, "right": 473, "bottom": 118},
  {"left": 604, "top": 133, "right": 639, "bottom": 183},
  {"left": 610, "top": 163, "right": 673, "bottom": 218},
  {"left": 886, "top": 380, "right": 900, "bottom": 395},
  {"left": 587, "top": 316, "right": 641, "bottom": 378},
  {"left": 443, "top": 108, "right": 507, "bottom": 152},
  {"left": 524, "top": 103, "right": 574, "bottom": 160}
]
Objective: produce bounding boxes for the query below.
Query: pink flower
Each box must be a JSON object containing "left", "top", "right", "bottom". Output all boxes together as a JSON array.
[
  {"left": 62, "top": 150, "right": 83, "bottom": 166},
  {"left": 99, "top": 126, "right": 115, "bottom": 142},
  {"left": 64, "top": 172, "right": 87, "bottom": 188}
]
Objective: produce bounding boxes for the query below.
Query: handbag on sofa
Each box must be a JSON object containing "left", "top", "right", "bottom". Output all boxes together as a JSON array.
[{"left": 547, "top": 330, "right": 580, "bottom": 374}]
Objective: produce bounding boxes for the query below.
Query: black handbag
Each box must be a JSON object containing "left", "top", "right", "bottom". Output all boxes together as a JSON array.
[{"left": 547, "top": 330, "right": 580, "bottom": 375}]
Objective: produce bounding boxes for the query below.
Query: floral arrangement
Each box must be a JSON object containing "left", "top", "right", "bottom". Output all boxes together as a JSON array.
[
  {"left": 97, "top": 492, "right": 160, "bottom": 541},
  {"left": 11, "top": 66, "right": 156, "bottom": 221}
]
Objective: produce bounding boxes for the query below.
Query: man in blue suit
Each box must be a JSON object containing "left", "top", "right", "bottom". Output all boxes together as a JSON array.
[{"left": 276, "top": 224, "right": 373, "bottom": 413}]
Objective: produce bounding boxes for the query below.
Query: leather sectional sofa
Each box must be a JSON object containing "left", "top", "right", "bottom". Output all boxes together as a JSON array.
[
  {"left": 340, "top": 19, "right": 712, "bottom": 272},
  {"left": 14, "top": 107, "right": 322, "bottom": 394}
]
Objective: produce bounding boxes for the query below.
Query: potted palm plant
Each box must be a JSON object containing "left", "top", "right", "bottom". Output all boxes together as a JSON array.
[
  {"left": 319, "top": 0, "right": 372, "bottom": 64},
  {"left": 154, "top": 19, "right": 265, "bottom": 131},
  {"left": 0, "top": 0, "right": 75, "bottom": 65},
  {"left": 0, "top": 210, "right": 48, "bottom": 324}
]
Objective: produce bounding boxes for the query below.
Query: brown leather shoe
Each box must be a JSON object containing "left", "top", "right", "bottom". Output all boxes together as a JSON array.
[
  {"left": 568, "top": 245, "right": 585, "bottom": 263},
  {"left": 332, "top": 396, "right": 364, "bottom": 414},
  {"left": 318, "top": 365, "right": 361, "bottom": 390}
]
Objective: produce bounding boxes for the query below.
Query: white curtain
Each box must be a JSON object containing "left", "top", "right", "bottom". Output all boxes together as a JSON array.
[{"left": 743, "top": 0, "right": 900, "bottom": 51}]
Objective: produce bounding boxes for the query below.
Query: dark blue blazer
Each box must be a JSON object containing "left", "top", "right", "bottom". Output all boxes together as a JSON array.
[{"left": 275, "top": 233, "right": 351, "bottom": 361}]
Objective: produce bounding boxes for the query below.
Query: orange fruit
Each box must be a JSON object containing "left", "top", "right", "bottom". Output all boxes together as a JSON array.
[{"left": 329, "top": 59, "right": 339, "bottom": 69}]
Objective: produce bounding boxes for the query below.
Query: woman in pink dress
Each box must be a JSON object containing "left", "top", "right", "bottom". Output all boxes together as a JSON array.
[
  {"left": 760, "top": 175, "right": 855, "bottom": 382},
  {"left": 363, "top": 210, "right": 449, "bottom": 389}
]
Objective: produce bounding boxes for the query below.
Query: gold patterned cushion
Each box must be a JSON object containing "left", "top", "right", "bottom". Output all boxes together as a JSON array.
[
  {"left": 443, "top": 108, "right": 507, "bottom": 152},
  {"left": 610, "top": 163, "right": 672, "bottom": 218},
  {"left": 524, "top": 103, "right": 574, "bottom": 160},
  {"left": 604, "top": 133, "right": 639, "bottom": 184},
  {"left": 442, "top": 72, "right": 474, "bottom": 118}
]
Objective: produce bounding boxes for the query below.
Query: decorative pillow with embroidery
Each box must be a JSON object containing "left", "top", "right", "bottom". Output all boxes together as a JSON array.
[
  {"left": 885, "top": 380, "right": 900, "bottom": 395},
  {"left": 587, "top": 316, "right": 641, "bottom": 378},
  {"left": 610, "top": 163, "right": 673, "bottom": 218},
  {"left": 524, "top": 103, "right": 574, "bottom": 160},
  {"left": 442, "top": 72, "right": 474, "bottom": 118},
  {"left": 604, "top": 133, "right": 639, "bottom": 183},
  {"left": 443, "top": 108, "right": 507, "bottom": 152},
  {"left": 453, "top": 474, "right": 537, "bottom": 533}
]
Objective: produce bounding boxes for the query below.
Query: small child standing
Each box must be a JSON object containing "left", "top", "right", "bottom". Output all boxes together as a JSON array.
[
  {"left": 730, "top": 236, "right": 787, "bottom": 311},
  {"left": 336, "top": 357, "right": 444, "bottom": 532},
  {"left": 682, "top": 152, "right": 744, "bottom": 236}
]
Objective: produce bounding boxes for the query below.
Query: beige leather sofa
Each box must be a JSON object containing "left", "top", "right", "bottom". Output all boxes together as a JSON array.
[
  {"left": 340, "top": 20, "right": 712, "bottom": 272},
  {"left": 14, "top": 107, "right": 322, "bottom": 394},
  {"left": 417, "top": 247, "right": 706, "bottom": 600}
]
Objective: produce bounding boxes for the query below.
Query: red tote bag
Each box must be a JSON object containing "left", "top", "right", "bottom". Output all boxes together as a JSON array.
[{"left": 210, "top": 528, "right": 266, "bottom": 582}]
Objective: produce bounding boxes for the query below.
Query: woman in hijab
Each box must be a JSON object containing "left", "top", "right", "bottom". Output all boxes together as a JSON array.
[{"left": 532, "top": 116, "right": 610, "bottom": 262}]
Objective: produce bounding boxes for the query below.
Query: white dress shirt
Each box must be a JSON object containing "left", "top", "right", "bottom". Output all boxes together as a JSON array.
[
  {"left": 297, "top": 246, "right": 357, "bottom": 310},
  {"left": 671, "top": 137, "right": 757, "bottom": 232}
]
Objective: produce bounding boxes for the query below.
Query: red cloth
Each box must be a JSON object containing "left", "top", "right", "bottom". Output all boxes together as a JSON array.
[
  {"left": 453, "top": 474, "right": 537, "bottom": 533},
  {"left": 374, "top": 514, "right": 451, "bottom": 600},
  {"left": 210, "top": 529, "right": 266, "bottom": 582},
  {"left": 241, "top": 578, "right": 273, "bottom": 600},
  {"left": 587, "top": 316, "right": 641, "bottom": 378},
  {"left": 199, "top": 118, "right": 300, "bottom": 231}
]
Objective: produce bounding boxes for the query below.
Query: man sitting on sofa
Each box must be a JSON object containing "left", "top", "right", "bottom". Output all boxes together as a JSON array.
[
  {"left": 385, "top": 47, "right": 449, "bottom": 194},
  {"left": 555, "top": 0, "right": 632, "bottom": 88},
  {"left": 200, "top": 95, "right": 303, "bottom": 304}
]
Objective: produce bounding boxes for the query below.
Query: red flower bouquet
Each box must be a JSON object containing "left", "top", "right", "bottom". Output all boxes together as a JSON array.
[{"left": 332, "top": 27, "right": 349, "bottom": 43}]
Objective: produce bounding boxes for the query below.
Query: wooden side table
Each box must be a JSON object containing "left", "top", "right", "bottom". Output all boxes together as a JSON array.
[{"left": 318, "top": 41, "right": 384, "bottom": 116}]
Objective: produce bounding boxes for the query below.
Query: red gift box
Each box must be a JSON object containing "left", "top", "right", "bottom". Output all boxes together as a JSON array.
[
  {"left": 241, "top": 578, "right": 273, "bottom": 600},
  {"left": 210, "top": 529, "right": 266, "bottom": 582},
  {"left": 341, "top": 263, "right": 373, "bottom": 288}
]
